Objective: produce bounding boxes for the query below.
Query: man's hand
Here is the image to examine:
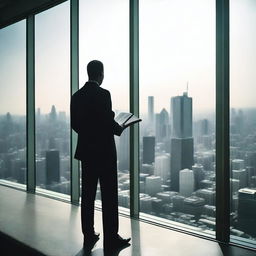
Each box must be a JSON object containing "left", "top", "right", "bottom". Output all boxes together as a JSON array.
[{"left": 121, "top": 123, "right": 128, "bottom": 130}]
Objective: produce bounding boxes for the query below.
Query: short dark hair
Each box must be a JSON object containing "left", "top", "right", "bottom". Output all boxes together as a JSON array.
[{"left": 87, "top": 60, "right": 104, "bottom": 80}]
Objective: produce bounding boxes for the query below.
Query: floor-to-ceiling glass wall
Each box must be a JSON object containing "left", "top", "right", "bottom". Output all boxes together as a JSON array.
[
  {"left": 0, "top": 20, "right": 27, "bottom": 187},
  {"left": 139, "top": 0, "right": 216, "bottom": 236},
  {"left": 230, "top": 0, "right": 256, "bottom": 247},
  {"left": 79, "top": 0, "right": 129, "bottom": 209},
  {"left": 35, "top": 1, "right": 70, "bottom": 195}
]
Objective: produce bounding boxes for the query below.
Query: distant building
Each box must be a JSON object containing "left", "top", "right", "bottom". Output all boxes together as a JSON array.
[
  {"left": 36, "top": 158, "right": 46, "bottom": 185},
  {"left": 143, "top": 136, "right": 155, "bottom": 165},
  {"left": 183, "top": 196, "right": 205, "bottom": 220},
  {"left": 179, "top": 169, "right": 194, "bottom": 197},
  {"left": 171, "top": 137, "right": 194, "bottom": 191},
  {"left": 232, "top": 159, "right": 245, "bottom": 170},
  {"left": 46, "top": 150, "right": 60, "bottom": 185},
  {"left": 232, "top": 169, "right": 248, "bottom": 189},
  {"left": 195, "top": 189, "right": 215, "bottom": 205},
  {"left": 170, "top": 92, "right": 194, "bottom": 192},
  {"left": 172, "top": 195, "right": 185, "bottom": 212},
  {"left": 154, "top": 153, "right": 170, "bottom": 181},
  {"left": 171, "top": 92, "right": 192, "bottom": 138},
  {"left": 118, "top": 128, "right": 129, "bottom": 171},
  {"left": 155, "top": 108, "right": 170, "bottom": 142},
  {"left": 200, "top": 119, "right": 209, "bottom": 136},
  {"left": 237, "top": 188, "right": 256, "bottom": 237},
  {"left": 148, "top": 96, "right": 154, "bottom": 125},
  {"left": 192, "top": 164, "right": 205, "bottom": 190},
  {"left": 145, "top": 175, "right": 162, "bottom": 196}
]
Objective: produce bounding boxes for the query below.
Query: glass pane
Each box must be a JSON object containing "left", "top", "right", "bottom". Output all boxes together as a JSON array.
[
  {"left": 230, "top": 0, "right": 256, "bottom": 247},
  {"left": 35, "top": 2, "right": 70, "bottom": 195},
  {"left": 140, "top": 0, "right": 216, "bottom": 237},
  {"left": 79, "top": 0, "right": 129, "bottom": 209},
  {"left": 0, "top": 21, "right": 26, "bottom": 187}
]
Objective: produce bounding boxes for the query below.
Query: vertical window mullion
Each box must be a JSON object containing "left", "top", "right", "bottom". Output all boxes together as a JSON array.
[
  {"left": 70, "top": 0, "right": 79, "bottom": 204},
  {"left": 216, "top": 0, "right": 230, "bottom": 243},
  {"left": 26, "top": 15, "right": 36, "bottom": 193},
  {"left": 130, "top": 0, "right": 140, "bottom": 218}
]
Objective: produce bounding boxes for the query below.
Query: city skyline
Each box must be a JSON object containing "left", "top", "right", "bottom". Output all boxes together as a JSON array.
[{"left": 1, "top": 0, "right": 256, "bottom": 115}]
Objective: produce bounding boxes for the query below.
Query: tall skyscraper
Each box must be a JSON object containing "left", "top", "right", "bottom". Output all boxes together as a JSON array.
[
  {"left": 46, "top": 149, "right": 60, "bottom": 185},
  {"left": 148, "top": 96, "right": 154, "bottom": 125},
  {"left": 170, "top": 92, "right": 194, "bottom": 191},
  {"left": 171, "top": 92, "right": 192, "bottom": 138},
  {"left": 143, "top": 136, "right": 155, "bottom": 164},
  {"left": 155, "top": 108, "right": 170, "bottom": 142}
]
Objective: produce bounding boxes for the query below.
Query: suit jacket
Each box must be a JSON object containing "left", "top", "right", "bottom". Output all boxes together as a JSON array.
[{"left": 70, "top": 81, "right": 123, "bottom": 164}]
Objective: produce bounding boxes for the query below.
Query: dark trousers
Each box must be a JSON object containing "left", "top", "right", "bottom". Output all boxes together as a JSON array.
[{"left": 81, "top": 160, "right": 119, "bottom": 240}]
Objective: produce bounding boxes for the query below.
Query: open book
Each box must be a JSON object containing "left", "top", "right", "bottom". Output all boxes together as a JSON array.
[{"left": 115, "top": 112, "right": 142, "bottom": 128}]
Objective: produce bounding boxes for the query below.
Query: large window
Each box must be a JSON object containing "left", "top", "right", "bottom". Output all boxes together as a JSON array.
[
  {"left": 79, "top": 0, "right": 129, "bottom": 209},
  {"left": 230, "top": 0, "right": 256, "bottom": 246},
  {"left": 35, "top": 2, "right": 70, "bottom": 195},
  {"left": 1, "top": 0, "right": 256, "bottom": 250},
  {"left": 0, "top": 21, "right": 26, "bottom": 187},
  {"left": 139, "top": 0, "right": 216, "bottom": 236}
]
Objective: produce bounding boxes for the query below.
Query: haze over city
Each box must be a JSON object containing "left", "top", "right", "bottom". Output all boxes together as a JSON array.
[{"left": 1, "top": 0, "right": 256, "bottom": 115}]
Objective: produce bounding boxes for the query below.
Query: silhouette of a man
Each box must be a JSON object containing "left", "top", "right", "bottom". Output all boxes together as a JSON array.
[{"left": 70, "top": 60, "right": 131, "bottom": 250}]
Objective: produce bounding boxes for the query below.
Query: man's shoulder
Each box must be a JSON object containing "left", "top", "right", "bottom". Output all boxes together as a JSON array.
[
  {"left": 71, "top": 87, "right": 84, "bottom": 99},
  {"left": 71, "top": 84, "right": 110, "bottom": 100},
  {"left": 98, "top": 87, "right": 110, "bottom": 97}
]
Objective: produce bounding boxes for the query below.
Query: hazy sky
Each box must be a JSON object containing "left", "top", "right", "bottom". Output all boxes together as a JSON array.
[{"left": 0, "top": 0, "right": 256, "bottom": 115}]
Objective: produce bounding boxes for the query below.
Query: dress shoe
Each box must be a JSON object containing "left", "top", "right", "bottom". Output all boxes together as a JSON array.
[
  {"left": 104, "top": 234, "right": 131, "bottom": 250},
  {"left": 83, "top": 232, "right": 100, "bottom": 250}
]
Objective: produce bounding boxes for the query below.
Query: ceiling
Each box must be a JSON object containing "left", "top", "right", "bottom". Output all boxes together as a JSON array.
[{"left": 0, "top": 0, "right": 66, "bottom": 29}]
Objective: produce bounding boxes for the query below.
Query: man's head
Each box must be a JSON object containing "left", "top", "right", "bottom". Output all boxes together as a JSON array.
[{"left": 87, "top": 60, "right": 104, "bottom": 85}]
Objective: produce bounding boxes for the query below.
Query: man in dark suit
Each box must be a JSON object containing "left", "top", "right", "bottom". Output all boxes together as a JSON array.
[{"left": 70, "top": 60, "right": 131, "bottom": 250}]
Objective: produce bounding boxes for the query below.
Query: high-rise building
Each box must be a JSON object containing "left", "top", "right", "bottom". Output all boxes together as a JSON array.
[
  {"left": 179, "top": 169, "right": 194, "bottom": 197},
  {"left": 46, "top": 150, "right": 60, "bottom": 185},
  {"left": 143, "top": 136, "right": 155, "bottom": 164},
  {"left": 155, "top": 108, "right": 170, "bottom": 142},
  {"left": 154, "top": 153, "right": 170, "bottom": 181},
  {"left": 171, "top": 92, "right": 192, "bottom": 138},
  {"left": 170, "top": 92, "right": 194, "bottom": 192},
  {"left": 148, "top": 96, "right": 154, "bottom": 125},
  {"left": 192, "top": 164, "right": 205, "bottom": 190},
  {"left": 171, "top": 138, "right": 194, "bottom": 191},
  {"left": 237, "top": 188, "right": 256, "bottom": 237}
]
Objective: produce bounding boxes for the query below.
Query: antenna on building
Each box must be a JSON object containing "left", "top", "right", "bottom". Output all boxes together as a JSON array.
[{"left": 183, "top": 81, "right": 189, "bottom": 97}]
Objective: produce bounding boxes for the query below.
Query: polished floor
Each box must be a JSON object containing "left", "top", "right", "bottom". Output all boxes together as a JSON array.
[{"left": 0, "top": 185, "right": 255, "bottom": 256}]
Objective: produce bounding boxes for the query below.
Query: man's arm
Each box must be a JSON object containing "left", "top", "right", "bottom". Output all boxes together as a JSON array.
[
  {"left": 104, "top": 90, "right": 123, "bottom": 136},
  {"left": 70, "top": 96, "right": 79, "bottom": 133}
]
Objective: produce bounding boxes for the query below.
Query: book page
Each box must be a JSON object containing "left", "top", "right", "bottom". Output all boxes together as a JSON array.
[{"left": 115, "top": 112, "right": 133, "bottom": 126}]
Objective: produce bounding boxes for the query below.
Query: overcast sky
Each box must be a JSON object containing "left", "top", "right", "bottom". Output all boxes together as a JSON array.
[{"left": 0, "top": 0, "right": 256, "bottom": 116}]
